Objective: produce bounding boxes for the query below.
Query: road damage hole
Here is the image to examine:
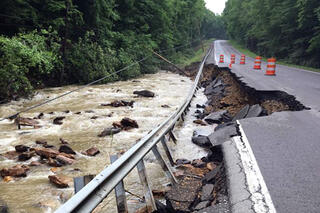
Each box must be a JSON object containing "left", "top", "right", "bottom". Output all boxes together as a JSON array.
[{"left": 193, "top": 64, "right": 308, "bottom": 119}]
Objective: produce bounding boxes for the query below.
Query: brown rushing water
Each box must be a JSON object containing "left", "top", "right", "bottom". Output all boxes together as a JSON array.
[{"left": 0, "top": 71, "right": 210, "bottom": 213}]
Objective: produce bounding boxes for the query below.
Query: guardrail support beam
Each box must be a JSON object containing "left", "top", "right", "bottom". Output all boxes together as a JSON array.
[
  {"left": 152, "top": 145, "right": 177, "bottom": 184},
  {"left": 137, "top": 160, "right": 157, "bottom": 212},
  {"left": 168, "top": 130, "right": 177, "bottom": 144},
  {"left": 160, "top": 136, "right": 175, "bottom": 166},
  {"left": 111, "top": 155, "right": 128, "bottom": 213}
]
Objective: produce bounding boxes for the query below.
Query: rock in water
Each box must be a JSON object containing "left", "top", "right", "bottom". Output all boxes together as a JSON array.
[
  {"left": 48, "top": 175, "right": 72, "bottom": 188},
  {"left": 59, "top": 145, "right": 76, "bottom": 155},
  {"left": 120, "top": 118, "right": 139, "bottom": 129},
  {"left": 15, "top": 145, "right": 30, "bottom": 152},
  {"left": 56, "top": 155, "right": 74, "bottom": 165},
  {"left": 98, "top": 127, "right": 121, "bottom": 137},
  {"left": 0, "top": 165, "right": 29, "bottom": 177},
  {"left": 133, "top": 90, "right": 155, "bottom": 97},
  {"left": 53, "top": 116, "right": 65, "bottom": 125},
  {"left": 14, "top": 117, "right": 39, "bottom": 127},
  {"left": 18, "top": 151, "right": 35, "bottom": 161},
  {"left": 101, "top": 100, "right": 134, "bottom": 107},
  {"left": 82, "top": 147, "right": 100, "bottom": 156},
  {"left": 34, "top": 148, "right": 59, "bottom": 159}
]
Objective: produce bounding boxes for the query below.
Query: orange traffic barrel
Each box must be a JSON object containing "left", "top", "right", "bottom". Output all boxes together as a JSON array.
[
  {"left": 231, "top": 54, "right": 235, "bottom": 64},
  {"left": 253, "top": 56, "right": 262, "bottom": 70},
  {"left": 265, "top": 58, "right": 276, "bottom": 76},
  {"left": 219, "top": 54, "right": 224, "bottom": 63},
  {"left": 240, "top": 54, "right": 246, "bottom": 65}
]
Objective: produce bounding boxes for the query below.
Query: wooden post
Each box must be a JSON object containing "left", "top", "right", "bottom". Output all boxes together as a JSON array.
[
  {"left": 137, "top": 160, "right": 157, "bottom": 212},
  {"left": 160, "top": 136, "right": 175, "bottom": 166},
  {"left": 111, "top": 155, "right": 128, "bottom": 213},
  {"left": 152, "top": 145, "right": 177, "bottom": 184}
]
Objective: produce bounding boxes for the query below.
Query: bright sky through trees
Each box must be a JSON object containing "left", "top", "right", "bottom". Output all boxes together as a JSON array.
[{"left": 205, "top": 0, "right": 227, "bottom": 14}]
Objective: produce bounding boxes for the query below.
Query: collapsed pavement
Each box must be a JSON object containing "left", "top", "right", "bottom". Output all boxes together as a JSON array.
[{"left": 157, "top": 62, "right": 307, "bottom": 213}]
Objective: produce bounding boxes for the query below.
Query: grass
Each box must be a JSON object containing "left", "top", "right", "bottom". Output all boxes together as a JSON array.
[
  {"left": 228, "top": 40, "right": 320, "bottom": 73},
  {"left": 177, "top": 38, "right": 215, "bottom": 67}
]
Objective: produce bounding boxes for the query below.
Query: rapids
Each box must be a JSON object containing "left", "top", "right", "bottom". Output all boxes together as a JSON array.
[{"left": 0, "top": 71, "right": 208, "bottom": 212}]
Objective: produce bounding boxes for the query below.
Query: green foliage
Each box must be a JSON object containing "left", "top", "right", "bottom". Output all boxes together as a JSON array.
[
  {"left": 223, "top": 0, "right": 320, "bottom": 68},
  {"left": 0, "top": 30, "right": 60, "bottom": 100},
  {"left": 0, "top": 0, "right": 226, "bottom": 101},
  {"left": 66, "top": 32, "right": 118, "bottom": 84}
]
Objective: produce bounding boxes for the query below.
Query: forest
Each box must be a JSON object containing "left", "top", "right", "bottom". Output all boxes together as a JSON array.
[
  {"left": 223, "top": 0, "right": 320, "bottom": 69},
  {"left": 0, "top": 0, "right": 226, "bottom": 101}
]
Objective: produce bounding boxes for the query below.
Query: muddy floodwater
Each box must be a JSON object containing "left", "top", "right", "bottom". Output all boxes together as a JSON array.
[{"left": 0, "top": 71, "right": 208, "bottom": 213}]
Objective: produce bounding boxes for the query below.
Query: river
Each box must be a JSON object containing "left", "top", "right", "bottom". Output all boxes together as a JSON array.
[{"left": 0, "top": 71, "right": 208, "bottom": 213}]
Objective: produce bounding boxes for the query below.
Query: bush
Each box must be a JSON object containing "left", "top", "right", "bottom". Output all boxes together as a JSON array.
[{"left": 0, "top": 30, "right": 59, "bottom": 101}]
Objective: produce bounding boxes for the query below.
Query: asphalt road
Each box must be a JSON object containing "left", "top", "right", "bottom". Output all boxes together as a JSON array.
[{"left": 211, "top": 40, "right": 320, "bottom": 212}]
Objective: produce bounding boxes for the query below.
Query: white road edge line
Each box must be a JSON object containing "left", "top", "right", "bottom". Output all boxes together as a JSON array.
[{"left": 233, "top": 120, "right": 277, "bottom": 213}]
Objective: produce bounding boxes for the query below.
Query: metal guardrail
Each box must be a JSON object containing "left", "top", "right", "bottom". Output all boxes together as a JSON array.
[{"left": 55, "top": 45, "right": 213, "bottom": 213}]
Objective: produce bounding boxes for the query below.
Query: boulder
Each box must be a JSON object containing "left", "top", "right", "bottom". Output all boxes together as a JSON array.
[
  {"left": 48, "top": 175, "right": 72, "bottom": 188},
  {"left": 53, "top": 116, "right": 65, "bottom": 125},
  {"left": 18, "top": 151, "right": 35, "bottom": 161},
  {"left": 34, "top": 148, "right": 59, "bottom": 159},
  {"left": 15, "top": 145, "right": 30, "bottom": 153},
  {"left": 82, "top": 147, "right": 100, "bottom": 156},
  {"left": 204, "top": 110, "right": 228, "bottom": 124},
  {"left": 196, "top": 104, "right": 205, "bottom": 108},
  {"left": 0, "top": 165, "right": 29, "bottom": 177},
  {"left": 193, "top": 128, "right": 212, "bottom": 137},
  {"left": 56, "top": 155, "right": 74, "bottom": 165},
  {"left": 161, "top": 104, "right": 170, "bottom": 108},
  {"left": 98, "top": 127, "right": 121, "bottom": 137},
  {"left": 201, "top": 184, "right": 214, "bottom": 201},
  {"left": 120, "top": 118, "right": 139, "bottom": 129},
  {"left": 37, "top": 113, "right": 44, "bottom": 119},
  {"left": 133, "top": 90, "right": 155, "bottom": 97},
  {"left": 85, "top": 110, "right": 95, "bottom": 113},
  {"left": 176, "top": 159, "right": 191, "bottom": 165},
  {"left": 59, "top": 145, "right": 76, "bottom": 155},
  {"left": 14, "top": 117, "right": 39, "bottom": 127},
  {"left": 48, "top": 158, "right": 63, "bottom": 167},
  {"left": 3, "top": 176, "right": 13, "bottom": 183},
  {"left": 192, "top": 136, "right": 211, "bottom": 147},
  {"left": 35, "top": 140, "right": 47, "bottom": 145},
  {"left": 101, "top": 100, "right": 134, "bottom": 108},
  {"left": 43, "top": 144, "right": 55, "bottom": 148}
]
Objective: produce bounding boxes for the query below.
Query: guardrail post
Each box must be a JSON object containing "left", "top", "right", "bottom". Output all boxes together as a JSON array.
[
  {"left": 168, "top": 129, "right": 177, "bottom": 144},
  {"left": 111, "top": 155, "right": 128, "bottom": 213},
  {"left": 137, "top": 160, "right": 157, "bottom": 212},
  {"left": 74, "top": 175, "right": 95, "bottom": 194},
  {"left": 160, "top": 136, "right": 175, "bottom": 166},
  {"left": 152, "top": 145, "right": 177, "bottom": 184}
]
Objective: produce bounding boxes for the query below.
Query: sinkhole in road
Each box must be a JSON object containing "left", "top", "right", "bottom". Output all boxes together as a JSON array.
[{"left": 196, "top": 63, "right": 309, "bottom": 118}]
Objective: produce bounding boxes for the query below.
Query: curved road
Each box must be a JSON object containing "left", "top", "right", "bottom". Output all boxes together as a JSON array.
[{"left": 211, "top": 40, "right": 320, "bottom": 213}]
